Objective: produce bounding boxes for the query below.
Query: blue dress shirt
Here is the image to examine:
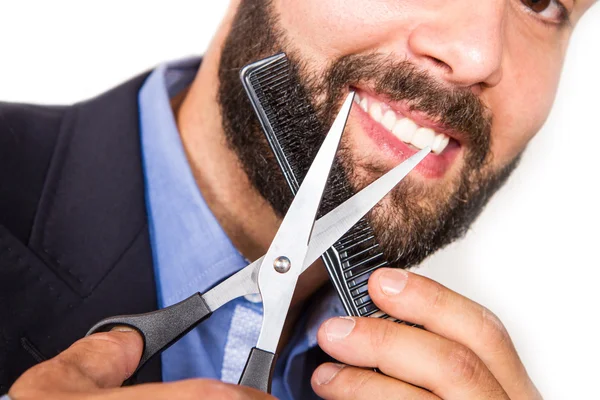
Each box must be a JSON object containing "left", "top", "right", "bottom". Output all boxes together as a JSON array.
[{"left": 138, "top": 58, "right": 344, "bottom": 399}]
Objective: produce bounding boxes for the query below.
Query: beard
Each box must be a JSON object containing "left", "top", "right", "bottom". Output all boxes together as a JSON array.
[{"left": 217, "top": 0, "right": 521, "bottom": 268}]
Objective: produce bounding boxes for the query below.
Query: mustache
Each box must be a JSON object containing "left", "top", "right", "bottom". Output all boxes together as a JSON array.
[{"left": 314, "top": 53, "right": 493, "bottom": 166}]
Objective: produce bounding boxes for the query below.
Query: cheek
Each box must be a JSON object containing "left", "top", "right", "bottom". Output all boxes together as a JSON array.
[
  {"left": 487, "top": 30, "right": 567, "bottom": 167},
  {"left": 273, "top": 0, "right": 569, "bottom": 171}
]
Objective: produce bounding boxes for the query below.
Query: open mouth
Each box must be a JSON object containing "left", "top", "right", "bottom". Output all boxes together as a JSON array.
[{"left": 351, "top": 88, "right": 463, "bottom": 178}]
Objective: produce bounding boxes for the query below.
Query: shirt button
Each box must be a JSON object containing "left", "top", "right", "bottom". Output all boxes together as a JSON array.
[{"left": 244, "top": 293, "right": 262, "bottom": 303}]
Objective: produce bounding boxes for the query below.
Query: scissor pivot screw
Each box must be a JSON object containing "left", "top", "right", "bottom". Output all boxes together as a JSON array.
[{"left": 273, "top": 256, "right": 291, "bottom": 273}]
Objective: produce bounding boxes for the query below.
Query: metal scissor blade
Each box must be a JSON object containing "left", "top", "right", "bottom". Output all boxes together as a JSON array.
[
  {"left": 303, "top": 146, "right": 431, "bottom": 272},
  {"left": 255, "top": 92, "right": 354, "bottom": 353},
  {"left": 202, "top": 147, "right": 430, "bottom": 311},
  {"left": 260, "top": 91, "right": 354, "bottom": 263},
  {"left": 202, "top": 256, "right": 263, "bottom": 311},
  {"left": 204, "top": 147, "right": 431, "bottom": 310}
]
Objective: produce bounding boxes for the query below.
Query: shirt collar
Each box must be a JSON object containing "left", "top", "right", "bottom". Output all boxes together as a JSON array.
[
  {"left": 138, "top": 56, "right": 345, "bottom": 354},
  {"left": 139, "top": 57, "right": 248, "bottom": 308}
]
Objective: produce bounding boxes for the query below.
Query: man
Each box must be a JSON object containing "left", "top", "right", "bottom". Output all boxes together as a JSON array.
[{"left": 1, "top": 0, "right": 595, "bottom": 399}]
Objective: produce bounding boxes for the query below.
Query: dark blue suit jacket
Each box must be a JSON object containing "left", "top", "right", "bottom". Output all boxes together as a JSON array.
[{"left": 0, "top": 73, "right": 163, "bottom": 391}]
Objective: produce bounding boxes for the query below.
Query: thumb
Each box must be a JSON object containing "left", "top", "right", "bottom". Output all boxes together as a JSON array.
[{"left": 10, "top": 326, "right": 143, "bottom": 396}]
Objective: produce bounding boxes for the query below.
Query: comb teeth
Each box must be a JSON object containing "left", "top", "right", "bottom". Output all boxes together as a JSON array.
[{"left": 241, "top": 53, "right": 392, "bottom": 318}]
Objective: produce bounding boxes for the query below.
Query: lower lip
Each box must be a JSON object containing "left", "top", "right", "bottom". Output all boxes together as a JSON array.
[{"left": 353, "top": 105, "right": 461, "bottom": 179}]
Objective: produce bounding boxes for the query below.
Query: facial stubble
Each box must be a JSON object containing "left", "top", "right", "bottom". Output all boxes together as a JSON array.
[{"left": 217, "top": 0, "right": 521, "bottom": 268}]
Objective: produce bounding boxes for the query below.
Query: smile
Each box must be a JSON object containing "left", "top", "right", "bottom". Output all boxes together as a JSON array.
[{"left": 351, "top": 89, "right": 462, "bottom": 178}]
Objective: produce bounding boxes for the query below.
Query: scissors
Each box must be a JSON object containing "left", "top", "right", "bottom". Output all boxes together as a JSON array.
[{"left": 86, "top": 92, "right": 430, "bottom": 393}]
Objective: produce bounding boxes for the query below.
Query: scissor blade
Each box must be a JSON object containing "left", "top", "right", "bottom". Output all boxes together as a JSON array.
[
  {"left": 255, "top": 92, "right": 354, "bottom": 352},
  {"left": 261, "top": 92, "right": 354, "bottom": 261},
  {"left": 302, "top": 146, "right": 431, "bottom": 273},
  {"left": 202, "top": 256, "right": 263, "bottom": 311},
  {"left": 203, "top": 147, "right": 430, "bottom": 311}
]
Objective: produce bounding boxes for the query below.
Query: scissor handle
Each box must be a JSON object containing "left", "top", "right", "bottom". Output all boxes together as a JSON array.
[
  {"left": 86, "top": 292, "right": 212, "bottom": 381},
  {"left": 238, "top": 347, "right": 278, "bottom": 393}
]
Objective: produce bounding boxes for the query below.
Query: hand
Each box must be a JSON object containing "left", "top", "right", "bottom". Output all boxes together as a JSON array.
[
  {"left": 8, "top": 327, "right": 274, "bottom": 400},
  {"left": 312, "top": 268, "right": 542, "bottom": 399}
]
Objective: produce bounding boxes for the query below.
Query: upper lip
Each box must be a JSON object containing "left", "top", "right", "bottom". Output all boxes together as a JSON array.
[{"left": 353, "top": 86, "right": 465, "bottom": 145}]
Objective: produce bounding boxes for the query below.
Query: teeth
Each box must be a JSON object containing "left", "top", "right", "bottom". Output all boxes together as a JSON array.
[
  {"left": 369, "top": 102, "right": 383, "bottom": 123},
  {"left": 358, "top": 93, "right": 452, "bottom": 155},
  {"left": 354, "top": 93, "right": 361, "bottom": 104},
  {"left": 431, "top": 134, "right": 450, "bottom": 154},
  {"left": 411, "top": 127, "right": 436, "bottom": 150},
  {"left": 392, "top": 118, "right": 418, "bottom": 143},
  {"left": 381, "top": 110, "right": 397, "bottom": 131},
  {"left": 359, "top": 97, "right": 369, "bottom": 112}
]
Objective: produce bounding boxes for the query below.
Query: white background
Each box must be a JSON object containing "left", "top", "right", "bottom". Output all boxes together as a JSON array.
[{"left": 1, "top": 1, "right": 598, "bottom": 399}]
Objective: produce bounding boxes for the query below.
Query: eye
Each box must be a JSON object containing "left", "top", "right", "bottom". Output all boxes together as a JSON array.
[
  {"left": 520, "top": 0, "right": 569, "bottom": 25},
  {"left": 522, "top": 0, "right": 552, "bottom": 12}
]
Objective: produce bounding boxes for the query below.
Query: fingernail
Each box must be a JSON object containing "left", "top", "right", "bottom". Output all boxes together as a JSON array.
[
  {"left": 325, "top": 317, "right": 355, "bottom": 341},
  {"left": 316, "top": 363, "right": 345, "bottom": 385},
  {"left": 110, "top": 326, "right": 135, "bottom": 332},
  {"left": 378, "top": 269, "right": 408, "bottom": 296}
]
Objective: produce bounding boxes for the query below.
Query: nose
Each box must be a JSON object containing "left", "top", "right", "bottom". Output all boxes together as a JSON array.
[{"left": 407, "top": 1, "right": 505, "bottom": 89}]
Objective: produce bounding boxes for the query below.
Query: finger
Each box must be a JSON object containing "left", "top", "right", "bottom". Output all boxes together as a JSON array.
[
  {"left": 317, "top": 317, "right": 508, "bottom": 399},
  {"left": 311, "top": 363, "right": 440, "bottom": 400},
  {"left": 96, "top": 379, "right": 277, "bottom": 400},
  {"left": 368, "top": 268, "right": 540, "bottom": 398},
  {"left": 10, "top": 326, "right": 143, "bottom": 397}
]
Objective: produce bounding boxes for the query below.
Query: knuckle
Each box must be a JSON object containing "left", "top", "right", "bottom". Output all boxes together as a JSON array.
[
  {"left": 479, "top": 307, "right": 511, "bottom": 351},
  {"left": 369, "top": 319, "right": 396, "bottom": 351},
  {"left": 50, "top": 356, "right": 83, "bottom": 380},
  {"left": 428, "top": 281, "right": 448, "bottom": 311},
  {"left": 443, "top": 344, "right": 483, "bottom": 387},
  {"left": 61, "top": 335, "right": 132, "bottom": 387},
  {"left": 346, "top": 369, "right": 376, "bottom": 398}
]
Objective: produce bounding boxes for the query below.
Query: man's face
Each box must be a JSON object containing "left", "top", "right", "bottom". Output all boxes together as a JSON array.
[
  {"left": 218, "top": 0, "right": 591, "bottom": 267},
  {"left": 274, "top": 0, "right": 580, "bottom": 166}
]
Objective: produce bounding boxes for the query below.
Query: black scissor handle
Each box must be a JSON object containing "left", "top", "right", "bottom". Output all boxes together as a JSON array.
[
  {"left": 238, "top": 347, "right": 278, "bottom": 393},
  {"left": 86, "top": 292, "right": 212, "bottom": 378}
]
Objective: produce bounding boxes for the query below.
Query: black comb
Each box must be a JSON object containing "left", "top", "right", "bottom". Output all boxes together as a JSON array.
[{"left": 240, "top": 53, "right": 396, "bottom": 320}]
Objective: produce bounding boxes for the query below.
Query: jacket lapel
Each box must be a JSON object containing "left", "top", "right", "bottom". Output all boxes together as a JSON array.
[{"left": 26, "top": 72, "right": 162, "bottom": 382}]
